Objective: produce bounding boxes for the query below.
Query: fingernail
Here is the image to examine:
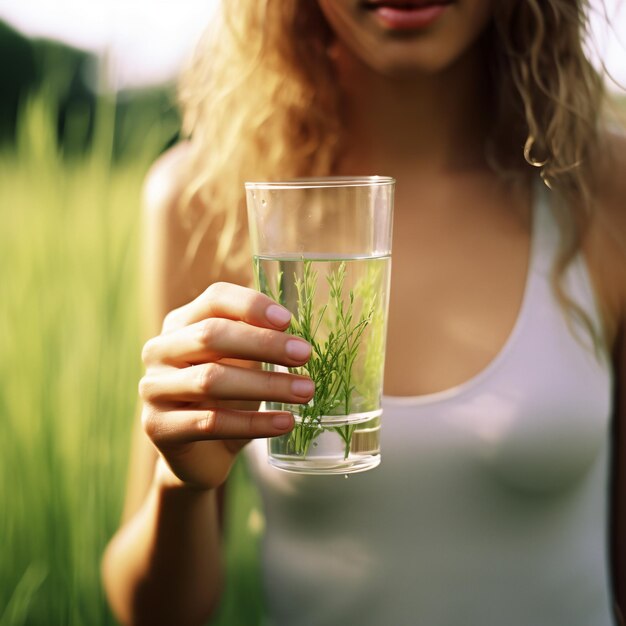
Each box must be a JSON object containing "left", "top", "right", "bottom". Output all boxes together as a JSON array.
[
  {"left": 272, "top": 414, "right": 293, "bottom": 430},
  {"left": 266, "top": 304, "right": 291, "bottom": 327},
  {"left": 291, "top": 378, "right": 314, "bottom": 398},
  {"left": 285, "top": 339, "right": 311, "bottom": 361}
]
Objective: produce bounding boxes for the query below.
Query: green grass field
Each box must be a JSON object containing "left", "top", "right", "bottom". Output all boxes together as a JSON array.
[
  {"left": 2, "top": 81, "right": 623, "bottom": 626},
  {"left": 0, "top": 91, "right": 264, "bottom": 626}
]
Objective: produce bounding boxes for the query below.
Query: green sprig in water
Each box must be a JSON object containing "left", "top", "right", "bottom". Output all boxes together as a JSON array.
[{"left": 256, "top": 258, "right": 375, "bottom": 459}]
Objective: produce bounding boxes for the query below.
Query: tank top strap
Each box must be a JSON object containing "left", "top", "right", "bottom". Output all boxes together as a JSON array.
[
  {"left": 528, "top": 176, "right": 560, "bottom": 276},
  {"left": 529, "top": 175, "right": 609, "bottom": 356}
]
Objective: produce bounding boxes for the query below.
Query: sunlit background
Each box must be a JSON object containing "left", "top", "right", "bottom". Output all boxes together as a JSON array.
[
  {"left": 0, "top": 0, "right": 624, "bottom": 90},
  {"left": 0, "top": 2, "right": 624, "bottom": 626},
  {"left": 0, "top": 0, "right": 217, "bottom": 89}
]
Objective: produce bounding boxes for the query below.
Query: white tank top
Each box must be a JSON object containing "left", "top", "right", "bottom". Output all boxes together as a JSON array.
[{"left": 245, "top": 182, "right": 614, "bottom": 626}]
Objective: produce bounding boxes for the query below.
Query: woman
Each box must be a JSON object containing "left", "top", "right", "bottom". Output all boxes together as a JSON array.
[{"left": 102, "top": 1, "right": 626, "bottom": 624}]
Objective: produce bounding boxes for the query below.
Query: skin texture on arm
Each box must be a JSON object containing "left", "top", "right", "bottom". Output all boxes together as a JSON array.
[
  {"left": 101, "top": 142, "right": 307, "bottom": 626},
  {"left": 102, "top": 144, "right": 226, "bottom": 626},
  {"left": 103, "top": 462, "right": 223, "bottom": 626}
]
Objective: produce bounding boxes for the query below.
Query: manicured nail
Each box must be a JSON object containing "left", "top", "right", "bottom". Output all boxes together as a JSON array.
[
  {"left": 285, "top": 339, "right": 311, "bottom": 361},
  {"left": 266, "top": 304, "right": 291, "bottom": 327},
  {"left": 272, "top": 414, "right": 293, "bottom": 430},
  {"left": 291, "top": 378, "right": 315, "bottom": 398}
]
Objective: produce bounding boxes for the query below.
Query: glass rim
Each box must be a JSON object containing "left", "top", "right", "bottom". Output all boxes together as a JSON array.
[{"left": 245, "top": 175, "right": 395, "bottom": 190}]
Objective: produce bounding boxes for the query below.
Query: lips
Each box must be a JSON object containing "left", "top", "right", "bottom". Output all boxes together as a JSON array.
[
  {"left": 364, "top": 0, "right": 451, "bottom": 6},
  {"left": 363, "top": 0, "right": 453, "bottom": 30}
]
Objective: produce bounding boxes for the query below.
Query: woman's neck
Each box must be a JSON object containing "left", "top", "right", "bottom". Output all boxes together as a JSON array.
[{"left": 333, "top": 41, "right": 492, "bottom": 176}]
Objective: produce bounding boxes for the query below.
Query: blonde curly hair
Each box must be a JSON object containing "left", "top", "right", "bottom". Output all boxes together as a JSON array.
[{"left": 178, "top": 0, "right": 609, "bottom": 343}]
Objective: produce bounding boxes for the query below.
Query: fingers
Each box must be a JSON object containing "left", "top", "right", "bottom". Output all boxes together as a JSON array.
[
  {"left": 139, "top": 362, "right": 315, "bottom": 404},
  {"left": 162, "top": 282, "right": 291, "bottom": 333},
  {"left": 142, "top": 317, "right": 311, "bottom": 367},
  {"left": 143, "top": 408, "right": 295, "bottom": 444}
]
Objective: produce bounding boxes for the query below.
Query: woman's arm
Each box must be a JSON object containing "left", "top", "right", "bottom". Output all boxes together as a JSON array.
[
  {"left": 102, "top": 458, "right": 224, "bottom": 626},
  {"left": 102, "top": 145, "right": 225, "bottom": 625},
  {"left": 101, "top": 144, "right": 309, "bottom": 626}
]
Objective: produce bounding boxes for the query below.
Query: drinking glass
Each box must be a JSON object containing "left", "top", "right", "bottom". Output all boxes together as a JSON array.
[{"left": 246, "top": 177, "right": 394, "bottom": 474}]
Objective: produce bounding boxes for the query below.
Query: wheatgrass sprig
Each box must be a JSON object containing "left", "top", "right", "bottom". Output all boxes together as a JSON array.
[
  {"left": 254, "top": 257, "right": 377, "bottom": 460},
  {"left": 287, "top": 260, "right": 374, "bottom": 458}
]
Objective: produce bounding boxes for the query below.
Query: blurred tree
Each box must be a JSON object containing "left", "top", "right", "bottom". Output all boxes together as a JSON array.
[
  {"left": 0, "top": 20, "right": 38, "bottom": 143},
  {"left": 0, "top": 20, "right": 180, "bottom": 160}
]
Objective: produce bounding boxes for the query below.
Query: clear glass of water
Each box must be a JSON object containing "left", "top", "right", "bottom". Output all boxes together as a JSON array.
[{"left": 245, "top": 177, "right": 395, "bottom": 474}]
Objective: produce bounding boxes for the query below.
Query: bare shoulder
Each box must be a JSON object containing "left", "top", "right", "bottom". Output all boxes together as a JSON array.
[
  {"left": 141, "top": 141, "right": 200, "bottom": 333},
  {"left": 143, "top": 141, "right": 194, "bottom": 222},
  {"left": 586, "top": 130, "right": 626, "bottom": 347},
  {"left": 141, "top": 141, "right": 251, "bottom": 331}
]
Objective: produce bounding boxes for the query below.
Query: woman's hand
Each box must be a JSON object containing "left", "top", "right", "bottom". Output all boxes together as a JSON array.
[{"left": 138, "top": 281, "right": 313, "bottom": 490}]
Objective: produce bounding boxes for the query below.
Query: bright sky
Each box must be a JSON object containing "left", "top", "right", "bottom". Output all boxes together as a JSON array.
[
  {"left": 0, "top": 0, "right": 218, "bottom": 89},
  {"left": 0, "top": 0, "right": 624, "bottom": 92}
]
